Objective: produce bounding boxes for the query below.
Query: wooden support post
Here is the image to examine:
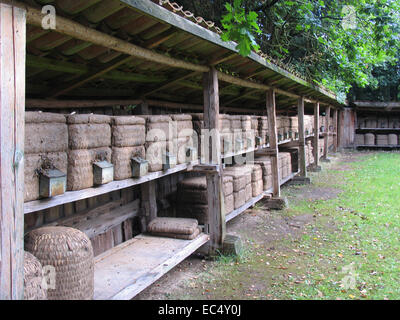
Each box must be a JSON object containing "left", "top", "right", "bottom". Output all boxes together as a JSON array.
[
  {"left": 0, "top": 3, "right": 26, "bottom": 300},
  {"left": 140, "top": 181, "right": 157, "bottom": 232},
  {"left": 310, "top": 102, "right": 321, "bottom": 172},
  {"left": 297, "top": 97, "right": 307, "bottom": 177},
  {"left": 266, "top": 89, "right": 280, "bottom": 197},
  {"left": 322, "top": 105, "right": 331, "bottom": 161},
  {"left": 203, "top": 67, "right": 225, "bottom": 255},
  {"left": 333, "top": 108, "right": 338, "bottom": 152}
]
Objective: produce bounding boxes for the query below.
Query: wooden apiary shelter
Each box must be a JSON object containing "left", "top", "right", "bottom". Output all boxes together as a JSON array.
[{"left": 0, "top": 0, "right": 344, "bottom": 300}]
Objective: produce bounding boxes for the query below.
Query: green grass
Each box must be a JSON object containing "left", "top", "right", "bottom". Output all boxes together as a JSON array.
[{"left": 170, "top": 152, "right": 400, "bottom": 300}]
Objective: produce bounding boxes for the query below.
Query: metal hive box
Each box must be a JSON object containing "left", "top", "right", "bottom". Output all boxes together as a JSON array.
[
  {"left": 131, "top": 157, "right": 148, "bottom": 178},
  {"left": 39, "top": 169, "right": 67, "bottom": 198},
  {"left": 93, "top": 161, "right": 114, "bottom": 185},
  {"left": 185, "top": 146, "right": 197, "bottom": 162},
  {"left": 162, "top": 152, "right": 177, "bottom": 170}
]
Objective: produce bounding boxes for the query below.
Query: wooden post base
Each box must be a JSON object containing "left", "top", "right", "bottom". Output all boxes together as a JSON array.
[
  {"left": 221, "top": 234, "right": 243, "bottom": 256},
  {"left": 321, "top": 158, "right": 331, "bottom": 163},
  {"left": 197, "top": 234, "right": 242, "bottom": 258},
  {"left": 308, "top": 165, "right": 322, "bottom": 172},
  {"left": 289, "top": 176, "right": 311, "bottom": 185},
  {"left": 264, "top": 197, "right": 288, "bottom": 210}
]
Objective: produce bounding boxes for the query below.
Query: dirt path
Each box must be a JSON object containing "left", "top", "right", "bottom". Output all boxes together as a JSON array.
[{"left": 136, "top": 151, "right": 368, "bottom": 300}]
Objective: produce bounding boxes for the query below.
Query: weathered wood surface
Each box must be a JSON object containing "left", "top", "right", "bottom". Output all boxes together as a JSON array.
[
  {"left": 338, "top": 108, "right": 356, "bottom": 149},
  {"left": 323, "top": 105, "right": 331, "bottom": 158},
  {"left": 120, "top": 0, "right": 339, "bottom": 103},
  {"left": 313, "top": 102, "right": 320, "bottom": 167},
  {"left": 333, "top": 108, "right": 338, "bottom": 152},
  {"left": 140, "top": 180, "right": 157, "bottom": 230},
  {"left": 203, "top": 67, "right": 225, "bottom": 255},
  {"left": 93, "top": 233, "right": 209, "bottom": 300},
  {"left": 297, "top": 97, "right": 307, "bottom": 177},
  {"left": 266, "top": 89, "right": 281, "bottom": 197},
  {"left": 0, "top": 3, "right": 25, "bottom": 300},
  {"left": 24, "top": 161, "right": 198, "bottom": 214},
  {"left": 3, "top": 0, "right": 341, "bottom": 106},
  {"left": 353, "top": 101, "right": 400, "bottom": 109},
  {"left": 69, "top": 200, "right": 140, "bottom": 239}
]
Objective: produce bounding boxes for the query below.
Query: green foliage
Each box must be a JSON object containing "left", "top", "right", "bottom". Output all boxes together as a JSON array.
[
  {"left": 176, "top": 0, "right": 400, "bottom": 102},
  {"left": 220, "top": 0, "right": 261, "bottom": 56}
]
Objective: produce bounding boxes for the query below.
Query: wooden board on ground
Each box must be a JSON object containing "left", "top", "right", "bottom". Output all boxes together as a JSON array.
[{"left": 94, "top": 233, "right": 209, "bottom": 300}]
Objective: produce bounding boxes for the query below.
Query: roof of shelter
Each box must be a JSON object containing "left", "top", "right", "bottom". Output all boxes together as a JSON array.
[{"left": 13, "top": 0, "right": 344, "bottom": 113}]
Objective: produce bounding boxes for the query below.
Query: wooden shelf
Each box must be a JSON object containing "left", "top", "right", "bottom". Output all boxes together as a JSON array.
[
  {"left": 24, "top": 160, "right": 199, "bottom": 214},
  {"left": 225, "top": 170, "right": 300, "bottom": 222},
  {"left": 94, "top": 233, "right": 209, "bottom": 300},
  {"left": 222, "top": 135, "right": 315, "bottom": 159},
  {"left": 225, "top": 191, "right": 270, "bottom": 222}
]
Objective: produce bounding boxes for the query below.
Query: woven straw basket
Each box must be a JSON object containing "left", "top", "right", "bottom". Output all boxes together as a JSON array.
[
  {"left": 25, "top": 226, "right": 94, "bottom": 300},
  {"left": 24, "top": 251, "right": 47, "bottom": 300}
]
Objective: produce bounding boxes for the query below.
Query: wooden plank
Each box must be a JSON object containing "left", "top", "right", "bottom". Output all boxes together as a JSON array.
[
  {"left": 26, "top": 98, "right": 143, "bottom": 109},
  {"left": 38, "top": 199, "right": 124, "bottom": 229},
  {"left": 94, "top": 233, "right": 209, "bottom": 300},
  {"left": 323, "top": 105, "right": 331, "bottom": 158},
  {"left": 70, "top": 201, "right": 140, "bottom": 239},
  {"left": 50, "top": 28, "right": 175, "bottom": 98},
  {"left": 353, "top": 101, "right": 400, "bottom": 108},
  {"left": 0, "top": 3, "right": 25, "bottom": 300},
  {"left": 297, "top": 97, "right": 307, "bottom": 177},
  {"left": 24, "top": 161, "right": 199, "bottom": 214},
  {"left": 266, "top": 89, "right": 281, "bottom": 197},
  {"left": 313, "top": 102, "right": 320, "bottom": 167},
  {"left": 123, "top": 218, "right": 133, "bottom": 241},
  {"left": 203, "top": 67, "right": 225, "bottom": 254}
]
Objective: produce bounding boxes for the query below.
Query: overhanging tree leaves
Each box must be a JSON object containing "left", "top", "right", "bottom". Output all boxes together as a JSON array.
[{"left": 176, "top": 0, "right": 400, "bottom": 102}]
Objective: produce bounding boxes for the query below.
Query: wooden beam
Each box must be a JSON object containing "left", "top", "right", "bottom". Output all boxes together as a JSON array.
[
  {"left": 266, "top": 89, "right": 281, "bottom": 197},
  {"left": 203, "top": 67, "right": 225, "bottom": 255},
  {"left": 353, "top": 101, "right": 400, "bottom": 108},
  {"left": 26, "top": 54, "right": 168, "bottom": 83},
  {"left": 313, "top": 102, "right": 320, "bottom": 167},
  {"left": 50, "top": 29, "right": 177, "bottom": 98},
  {"left": 222, "top": 89, "right": 260, "bottom": 106},
  {"left": 26, "top": 98, "right": 259, "bottom": 114},
  {"left": 297, "top": 97, "right": 307, "bottom": 177},
  {"left": 26, "top": 99, "right": 143, "bottom": 109},
  {"left": 8, "top": 0, "right": 208, "bottom": 72},
  {"left": 0, "top": 3, "right": 25, "bottom": 300},
  {"left": 217, "top": 71, "right": 270, "bottom": 91},
  {"left": 142, "top": 71, "right": 199, "bottom": 97}
]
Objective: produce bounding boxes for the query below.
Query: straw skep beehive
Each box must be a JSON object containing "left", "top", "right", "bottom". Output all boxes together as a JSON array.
[
  {"left": 25, "top": 226, "right": 94, "bottom": 300},
  {"left": 24, "top": 112, "right": 68, "bottom": 201},
  {"left": 24, "top": 251, "right": 47, "bottom": 300}
]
